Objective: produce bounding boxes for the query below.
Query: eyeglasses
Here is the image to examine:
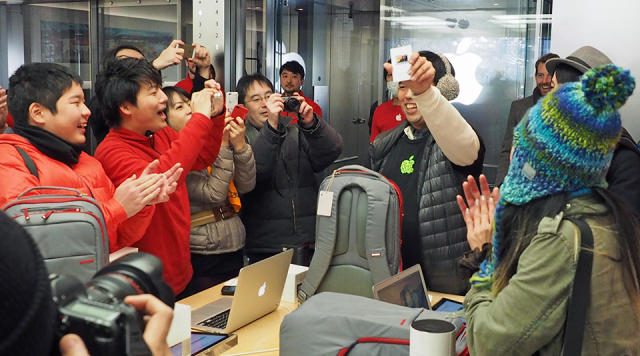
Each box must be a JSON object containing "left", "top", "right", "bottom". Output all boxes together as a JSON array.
[{"left": 246, "top": 93, "right": 272, "bottom": 104}]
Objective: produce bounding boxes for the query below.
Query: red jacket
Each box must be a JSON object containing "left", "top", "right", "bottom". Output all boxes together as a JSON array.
[
  {"left": 94, "top": 113, "right": 224, "bottom": 294},
  {"left": 370, "top": 99, "right": 406, "bottom": 142},
  {"left": 0, "top": 134, "right": 144, "bottom": 244}
]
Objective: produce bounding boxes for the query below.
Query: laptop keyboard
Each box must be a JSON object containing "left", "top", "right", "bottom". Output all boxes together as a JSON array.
[{"left": 198, "top": 309, "right": 230, "bottom": 329}]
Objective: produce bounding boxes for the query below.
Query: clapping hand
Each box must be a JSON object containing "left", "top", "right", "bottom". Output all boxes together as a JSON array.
[{"left": 456, "top": 174, "right": 499, "bottom": 250}]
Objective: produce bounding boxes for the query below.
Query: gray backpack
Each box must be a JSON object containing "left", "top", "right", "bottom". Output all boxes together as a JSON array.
[
  {"left": 298, "top": 165, "right": 402, "bottom": 302},
  {"left": 2, "top": 147, "right": 109, "bottom": 282}
]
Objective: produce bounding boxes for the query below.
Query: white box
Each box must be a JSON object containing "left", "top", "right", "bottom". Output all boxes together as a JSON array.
[
  {"left": 281, "top": 264, "right": 309, "bottom": 303},
  {"left": 166, "top": 303, "right": 191, "bottom": 347}
]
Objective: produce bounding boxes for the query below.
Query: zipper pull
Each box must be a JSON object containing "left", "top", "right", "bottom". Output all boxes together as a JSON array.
[
  {"left": 23, "top": 208, "right": 30, "bottom": 221},
  {"left": 42, "top": 210, "right": 54, "bottom": 221}
]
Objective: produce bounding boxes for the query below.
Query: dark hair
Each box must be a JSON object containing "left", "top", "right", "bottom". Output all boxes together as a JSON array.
[
  {"left": 553, "top": 62, "right": 583, "bottom": 85},
  {"left": 7, "top": 63, "right": 82, "bottom": 128},
  {"left": 534, "top": 53, "right": 559, "bottom": 75},
  {"left": 493, "top": 188, "right": 640, "bottom": 318},
  {"left": 418, "top": 50, "right": 455, "bottom": 83},
  {"left": 105, "top": 45, "right": 144, "bottom": 61},
  {"left": 161, "top": 86, "right": 190, "bottom": 121},
  {"left": 95, "top": 58, "right": 162, "bottom": 128},
  {"left": 236, "top": 74, "right": 274, "bottom": 105},
  {"left": 383, "top": 59, "right": 392, "bottom": 80},
  {"left": 279, "top": 61, "right": 305, "bottom": 79}
]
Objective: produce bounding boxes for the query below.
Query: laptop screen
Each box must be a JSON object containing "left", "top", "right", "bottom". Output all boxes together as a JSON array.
[{"left": 373, "top": 264, "right": 430, "bottom": 309}]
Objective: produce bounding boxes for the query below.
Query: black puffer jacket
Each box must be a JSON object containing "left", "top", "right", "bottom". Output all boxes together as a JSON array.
[
  {"left": 370, "top": 122, "right": 483, "bottom": 294},
  {"left": 607, "top": 127, "right": 640, "bottom": 219},
  {"left": 242, "top": 116, "right": 343, "bottom": 254}
]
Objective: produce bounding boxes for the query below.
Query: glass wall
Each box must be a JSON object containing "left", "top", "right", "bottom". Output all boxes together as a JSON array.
[
  {"left": 0, "top": 2, "right": 91, "bottom": 88},
  {"left": 0, "top": 0, "right": 190, "bottom": 90},
  {"left": 245, "top": 0, "right": 266, "bottom": 75},
  {"left": 97, "top": 0, "right": 185, "bottom": 84},
  {"left": 381, "top": 0, "right": 552, "bottom": 181}
]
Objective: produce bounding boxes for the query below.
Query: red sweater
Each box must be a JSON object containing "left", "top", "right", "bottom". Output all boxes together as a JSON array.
[
  {"left": 370, "top": 99, "right": 406, "bottom": 142},
  {"left": 94, "top": 112, "right": 224, "bottom": 294}
]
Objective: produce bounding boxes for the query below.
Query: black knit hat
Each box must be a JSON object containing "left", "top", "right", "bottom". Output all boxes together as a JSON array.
[{"left": 0, "top": 211, "right": 56, "bottom": 355}]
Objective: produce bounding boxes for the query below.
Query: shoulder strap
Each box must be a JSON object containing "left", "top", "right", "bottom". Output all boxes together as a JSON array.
[
  {"left": 562, "top": 217, "right": 594, "bottom": 356},
  {"left": 15, "top": 146, "right": 39, "bottom": 180}
]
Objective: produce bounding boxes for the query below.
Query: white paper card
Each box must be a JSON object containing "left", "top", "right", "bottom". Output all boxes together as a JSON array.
[
  {"left": 390, "top": 45, "right": 412, "bottom": 82},
  {"left": 317, "top": 191, "right": 334, "bottom": 217}
]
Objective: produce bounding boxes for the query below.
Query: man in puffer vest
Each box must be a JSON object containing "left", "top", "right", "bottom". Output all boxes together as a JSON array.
[{"left": 370, "top": 50, "right": 485, "bottom": 295}]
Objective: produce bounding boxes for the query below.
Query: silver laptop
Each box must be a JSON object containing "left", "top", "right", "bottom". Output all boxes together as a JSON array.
[
  {"left": 372, "top": 264, "right": 431, "bottom": 310},
  {"left": 191, "top": 249, "right": 293, "bottom": 334}
]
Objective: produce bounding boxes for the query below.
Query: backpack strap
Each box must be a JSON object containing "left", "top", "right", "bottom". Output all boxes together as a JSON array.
[
  {"left": 15, "top": 146, "right": 39, "bottom": 180},
  {"left": 562, "top": 217, "right": 594, "bottom": 356}
]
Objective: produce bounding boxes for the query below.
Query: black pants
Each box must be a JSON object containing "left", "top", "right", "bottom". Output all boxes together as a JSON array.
[{"left": 176, "top": 250, "right": 244, "bottom": 300}]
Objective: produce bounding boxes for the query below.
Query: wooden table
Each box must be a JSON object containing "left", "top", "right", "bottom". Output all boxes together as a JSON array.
[{"left": 179, "top": 282, "right": 464, "bottom": 355}]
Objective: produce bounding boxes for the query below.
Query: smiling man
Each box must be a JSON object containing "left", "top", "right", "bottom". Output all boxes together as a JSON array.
[
  {"left": 0, "top": 63, "right": 175, "bottom": 254},
  {"left": 279, "top": 60, "right": 322, "bottom": 118},
  {"left": 94, "top": 58, "right": 225, "bottom": 296},
  {"left": 495, "top": 52, "right": 559, "bottom": 186},
  {"left": 370, "top": 50, "right": 484, "bottom": 295}
]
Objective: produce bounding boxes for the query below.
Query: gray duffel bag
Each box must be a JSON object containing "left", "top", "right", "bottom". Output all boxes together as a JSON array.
[{"left": 280, "top": 292, "right": 465, "bottom": 356}]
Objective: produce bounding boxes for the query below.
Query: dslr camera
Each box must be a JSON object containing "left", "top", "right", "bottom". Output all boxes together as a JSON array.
[
  {"left": 281, "top": 95, "right": 301, "bottom": 113},
  {"left": 50, "top": 252, "right": 174, "bottom": 356}
]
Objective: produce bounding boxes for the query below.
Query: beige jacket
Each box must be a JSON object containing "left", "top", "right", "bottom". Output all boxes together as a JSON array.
[{"left": 186, "top": 145, "right": 256, "bottom": 254}]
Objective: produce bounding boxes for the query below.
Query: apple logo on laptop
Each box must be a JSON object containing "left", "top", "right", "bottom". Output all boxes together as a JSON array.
[{"left": 258, "top": 282, "right": 266, "bottom": 297}]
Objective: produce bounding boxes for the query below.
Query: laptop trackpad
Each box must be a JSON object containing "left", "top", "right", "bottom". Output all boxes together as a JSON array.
[{"left": 192, "top": 297, "right": 233, "bottom": 323}]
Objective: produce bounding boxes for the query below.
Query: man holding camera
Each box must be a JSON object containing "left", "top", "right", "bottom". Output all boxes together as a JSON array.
[
  {"left": 236, "top": 74, "right": 343, "bottom": 264},
  {"left": 279, "top": 60, "right": 323, "bottom": 119}
]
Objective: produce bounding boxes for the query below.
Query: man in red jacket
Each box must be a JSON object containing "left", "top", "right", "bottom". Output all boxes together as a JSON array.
[
  {"left": 279, "top": 60, "right": 322, "bottom": 119},
  {"left": 94, "top": 58, "right": 225, "bottom": 296},
  {"left": 0, "top": 63, "right": 178, "bottom": 250}
]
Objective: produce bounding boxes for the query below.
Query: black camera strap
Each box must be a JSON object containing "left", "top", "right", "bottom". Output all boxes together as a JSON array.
[{"left": 562, "top": 217, "right": 594, "bottom": 356}]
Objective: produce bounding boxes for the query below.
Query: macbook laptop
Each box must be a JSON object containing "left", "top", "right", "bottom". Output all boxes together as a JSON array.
[
  {"left": 191, "top": 249, "right": 293, "bottom": 334},
  {"left": 372, "top": 264, "right": 431, "bottom": 310}
]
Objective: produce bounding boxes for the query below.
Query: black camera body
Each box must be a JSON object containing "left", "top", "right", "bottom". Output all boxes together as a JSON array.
[
  {"left": 50, "top": 252, "right": 174, "bottom": 356},
  {"left": 281, "top": 95, "right": 301, "bottom": 113}
]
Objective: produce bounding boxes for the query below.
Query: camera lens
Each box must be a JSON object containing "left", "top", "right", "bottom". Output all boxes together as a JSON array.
[
  {"left": 86, "top": 252, "right": 174, "bottom": 307},
  {"left": 283, "top": 96, "right": 300, "bottom": 112}
]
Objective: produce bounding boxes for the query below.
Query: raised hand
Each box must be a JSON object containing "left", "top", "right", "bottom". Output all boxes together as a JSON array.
[
  {"left": 0, "top": 85, "right": 7, "bottom": 133},
  {"left": 456, "top": 174, "right": 499, "bottom": 250},
  {"left": 152, "top": 39, "right": 185, "bottom": 70},
  {"left": 192, "top": 43, "right": 212, "bottom": 78},
  {"left": 294, "top": 93, "right": 314, "bottom": 127},
  {"left": 266, "top": 93, "right": 284, "bottom": 130},
  {"left": 228, "top": 115, "right": 247, "bottom": 151},
  {"left": 383, "top": 52, "right": 436, "bottom": 96}
]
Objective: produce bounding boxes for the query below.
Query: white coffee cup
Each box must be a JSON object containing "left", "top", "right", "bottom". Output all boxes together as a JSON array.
[{"left": 409, "top": 318, "right": 456, "bottom": 356}]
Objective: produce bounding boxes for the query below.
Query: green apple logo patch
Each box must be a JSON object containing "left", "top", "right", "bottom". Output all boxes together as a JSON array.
[{"left": 400, "top": 155, "right": 415, "bottom": 174}]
